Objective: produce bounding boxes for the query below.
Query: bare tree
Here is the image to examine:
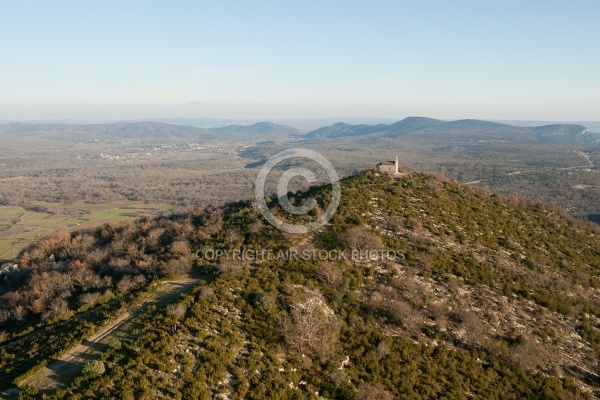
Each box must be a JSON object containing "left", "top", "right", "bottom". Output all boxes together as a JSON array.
[
  {"left": 317, "top": 261, "right": 343, "bottom": 286},
  {"left": 166, "top": 303, "right": 187, "bottom": 319},
  {"left": 162, "top": 257, "right": 192, "bottom": 276},
  {"left": 198, "top": 286, "right": 215, "bottom": 299},
  {"left": 337, "top": 226, "right": 384, "bottom": 252},
  {"left": 283, "top": 288, "right": 339, "bottom": 360},
  {"left": 509, "top": 334, "right": 549, "bottom": 370},
  {"left": 170, "top": 240, "right": 191, "bottom": 257},
  {"left": 42, "top": 297, "right": 69, "bottom": 320},
  {"left": 217, "top": 259, "right": 244, "bottom": 276},
  {"left": 79, "top": 292, "right": 102, "bottom": 307},
  {"left": 357, "top": 383, "right": 393, "bottom": 400}
]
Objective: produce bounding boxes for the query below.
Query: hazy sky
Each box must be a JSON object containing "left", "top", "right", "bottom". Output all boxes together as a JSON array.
[{"left": 1, "top": 0, "right": 599, "bottom": 121}]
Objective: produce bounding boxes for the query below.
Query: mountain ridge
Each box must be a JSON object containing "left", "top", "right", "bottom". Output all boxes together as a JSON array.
[
  {"left": 302, "top": 116, "right": 596, "bottom": 144},
  {"left": 0, "top": 118, "right": 596, "bottom": 144},
  {"left": 0, "top": 120, "right": 303, "bottom": 141}
]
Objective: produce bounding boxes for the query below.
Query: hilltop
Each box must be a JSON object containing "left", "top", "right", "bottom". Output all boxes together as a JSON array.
[{"left": 1, "top": 170, "right": 599, "bottom": 399}]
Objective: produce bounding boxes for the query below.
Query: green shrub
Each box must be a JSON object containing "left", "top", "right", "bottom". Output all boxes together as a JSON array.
[
  {"left": 82, "top": 360, "right": 105, "bottom": 378},
  {"left": 109, "top": 338, "right": 122, "bottom": 350}
]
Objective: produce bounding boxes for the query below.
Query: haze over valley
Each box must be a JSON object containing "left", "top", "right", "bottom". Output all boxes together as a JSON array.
[{"left": 1, "top": 117, "right": 598, "bottom": 263}]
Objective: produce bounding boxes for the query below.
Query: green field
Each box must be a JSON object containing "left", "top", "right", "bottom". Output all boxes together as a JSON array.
[{"left": 0, "top": 201, "right": 174, "bottom": 263}]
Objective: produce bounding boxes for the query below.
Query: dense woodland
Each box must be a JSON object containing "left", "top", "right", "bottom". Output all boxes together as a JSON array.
[{"left": 1, "top": 171, "right": 599, "bottom": 398}]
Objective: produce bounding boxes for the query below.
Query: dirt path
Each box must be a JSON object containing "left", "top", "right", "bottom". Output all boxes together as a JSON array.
[
  {"left": 0, "top": 276, "right": 202, "bottom": 352},
  {"left": 19, "top": 277, "right": 201, "bottom": 394},
  {"left": 289, "top": 223, "right": 331, "bottom": 254},
  {"left": 1, "top": 285, "right": 145, "bottom": 352}
]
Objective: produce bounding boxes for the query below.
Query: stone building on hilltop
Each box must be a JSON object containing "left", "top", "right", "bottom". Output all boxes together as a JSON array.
[{"left": 376, "top": 156, "right": 399, "bottom": 174}]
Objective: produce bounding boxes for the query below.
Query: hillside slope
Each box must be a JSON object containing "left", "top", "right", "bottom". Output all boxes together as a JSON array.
[{"left": 1, "top": 171, "right": 599, "bottom": 399}]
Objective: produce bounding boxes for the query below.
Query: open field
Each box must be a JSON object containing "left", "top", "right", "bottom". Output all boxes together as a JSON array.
[{"left": 0, "top": 200, "right": 174, "bottom": 263}]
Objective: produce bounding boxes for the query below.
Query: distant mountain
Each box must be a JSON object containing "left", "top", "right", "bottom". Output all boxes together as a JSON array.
[
  {"left": 301, "top": 122, "right": 389, "bottom": 138},
  {"left": 0, "top": 121, "right": 213, "bottom": 140},
  {"left": 92, "top": 121, "right": 214, "bottom": 139},
  {"left": 303, "top": 117, "right": 598, "bottom": 144},
  {"left": 531, "top": 124, "right": 592, "bottom": 137},
  {"left": 210, "top": 121, "right": 300, "bottom": 137},
  {"left": 1, "top": 119, "right": 596, "bottom": 144},
  {"left": 389, "top": 116, "right": 445, "bottom": 130},
  {"left": 495, "top": 120, "right": 600, "bottom": 132},
  {"left": 0, "top": 121, "right": 300, "bottom": 141},
  {"left": 445, "top": 119, "right": 511, "bottom": 130},
  {"left": 133, "top": 118, "right": 316, "bottom": 131}
]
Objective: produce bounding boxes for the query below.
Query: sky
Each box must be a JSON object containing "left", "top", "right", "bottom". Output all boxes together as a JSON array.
[{"left": 1, "top": 0, "right": 599, "bottom": 121}]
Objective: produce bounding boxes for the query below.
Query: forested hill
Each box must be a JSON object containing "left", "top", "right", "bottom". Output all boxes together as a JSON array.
[
  {"left": 1, "top": 171, "right": 599, "bottom": 399},
  {"left": 0, "top": 121, "right": 300, "bottom": 141},
  {"left": 303, "top": 116, "right": 598, "bottom": 144}
]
